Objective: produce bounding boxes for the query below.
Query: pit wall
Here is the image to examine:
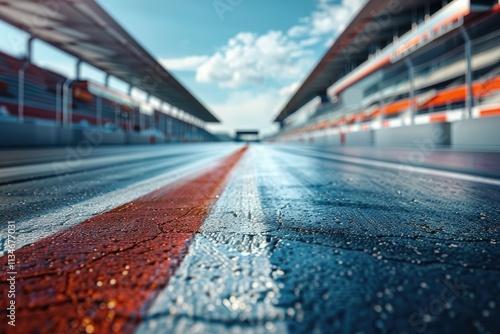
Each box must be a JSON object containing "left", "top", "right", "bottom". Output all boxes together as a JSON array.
[
  {"left": 280, "top": 116, "right": 500, "bottom": 149},
  {"left": 0, "top": 121, "right": 204, "bottom": 147}
]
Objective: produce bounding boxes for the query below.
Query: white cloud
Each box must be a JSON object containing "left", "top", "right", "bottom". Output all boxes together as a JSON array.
[
  {"left": 279, "top": 81, "right": 301, "bottom": 98},
  {"left": 159, "top": 55, "right": 209, "bottom": 71},
  {"left": 161, "top": 0, "right": 368, "bottom": 133},
  {"left": 206, "top": 89, "right": 284, "bottom": 136},
  {"left": 196, "top": 0, "right": 366, "bottom": 88},
  {"left": 288, "top": 0, "right": 366, "bottom": 39},
  {"left": 299, "top": 37, "right": 322, "bottom": 47},
  {"left": 196, "top": 31, "right": 314, "bottom": 88},
  {"left": 158, "top": 0, "right": 366, "bottom": 90},
  {"left": 287, "top": 25, "right": 309, "bottom": 38}
]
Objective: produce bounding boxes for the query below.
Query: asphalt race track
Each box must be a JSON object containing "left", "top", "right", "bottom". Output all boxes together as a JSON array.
[{"left": 1, "top": 144, "right": 499, "bottom": 334}]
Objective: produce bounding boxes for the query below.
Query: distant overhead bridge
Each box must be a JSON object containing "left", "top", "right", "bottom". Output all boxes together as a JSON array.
[{"left": 235, "top": 131, "right": 260, "bottom": 142}]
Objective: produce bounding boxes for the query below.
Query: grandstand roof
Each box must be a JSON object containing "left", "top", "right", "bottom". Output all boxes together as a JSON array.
[
  {"left": 0, "top": 0, "right": 219, "bottom": 122},
  {"left": 274, "top": 0, "right": 493, "bottom": 122}
]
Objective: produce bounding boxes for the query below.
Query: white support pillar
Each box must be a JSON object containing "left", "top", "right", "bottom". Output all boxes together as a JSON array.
[
  {"left": 96, "top": 96, "right": 102, "bottom": 128},
  {"left": 56, "top": 80, "right": 63, "bottom": 125},
  {"left": 18, "top": 37, "right": 35, "bottom": 124},
  {"left": 461, "top": 27, "right": 473, "bottom": 119},
  {"left": 75, "top": 60, "right": 83, "bottom": 81},
  {"left": 62, "top": 79, "right": 74, "bottom": 128},
  {"left": 114, "top": 103, "right": 120, "bottom": 128},
  {"left": 105, "top": 74, "right": 111, "bottom": 87},
  {"left": 405, "top": 59, "right": 416, "bottom": 126},
  {"left": 18, "top": 62, "right": 29, "bottom": 124},
  {"left": 147, "top": 95, "right": 156, "bottom": 130},
  {"left": 127, "top": 85, "right": 133, "bottom": 132}
]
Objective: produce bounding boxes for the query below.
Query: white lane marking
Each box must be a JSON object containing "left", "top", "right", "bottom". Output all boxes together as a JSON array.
[
  {"left": 0, "top": 144, "right": 239, "bottom": 183},
  {"left": 278, "top": 146, "right": 500, "bottom": 187},
  {"left": 0, "top": 150, "right": 234, "bottom": 255},
  {"left": 0, "top": 150, "right": 173, "bottom": 182},
  {"left": 137, "top": 148, "right": 287, "bottom": 334}
]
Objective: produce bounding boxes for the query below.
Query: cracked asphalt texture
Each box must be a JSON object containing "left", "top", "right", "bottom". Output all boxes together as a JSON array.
[
  {"left": 1, "top": 143, "right": 499, "bottom": 334},
  {"left": 141, "top": 145, "right": 500, "bottom": 334}
]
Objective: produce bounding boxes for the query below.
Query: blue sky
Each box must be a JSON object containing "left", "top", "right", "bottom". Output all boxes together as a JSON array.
[{"left": 0, "top": 0, "right": 366, "bottom": 136}]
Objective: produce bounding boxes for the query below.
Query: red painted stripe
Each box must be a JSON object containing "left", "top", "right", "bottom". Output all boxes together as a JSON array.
[
  {"left": 0, "top": 147, "right": 247, "bottom": 334},
  {"left": 430, "top": 114, "right": 447, "bottom": 123},
  {"left": 384, "top": 99, "right": 410, "bottom": 116},
  {"left": 480, "top": 108, "right": 500, "bottom": 118}
]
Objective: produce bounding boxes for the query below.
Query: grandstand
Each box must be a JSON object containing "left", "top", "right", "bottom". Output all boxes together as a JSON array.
[
  {"left": 272, "top": 0, "right": 500, "bottom": 148},
  {"left": 0, "top": 0, "right": 219, "bottom": 147}
]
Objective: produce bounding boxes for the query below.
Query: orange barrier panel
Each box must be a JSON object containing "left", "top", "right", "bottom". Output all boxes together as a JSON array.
[
  {"left": 421, "top": 86, "right": 467, "bottom": 109},
  {"left": 430, "top": 113, "right": 448, "bottom": 123},
  {"left": 370, "top": 108, "right": 382, "bottom": 119},
  {"left": 480, "top": 108, "right": 500, "bottom": 118},
  {"left": 73, "top": 86, "right": 94, "bottom": 103},
  {"left": 346, "top": 114, "right": 358, "bottom": 124},
  {"left": 384, "top": 99, "right": 410, "bottom": 115},
  {"left": 479, "top": 76, "right": 500, "bottom": 98}
]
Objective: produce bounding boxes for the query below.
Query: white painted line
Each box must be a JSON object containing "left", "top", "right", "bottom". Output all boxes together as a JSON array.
[
  {"left": 283, "top": 147, "right": 500, "bottom": 187},
  {"left": 0, "top": 150, "right": 233, "bottom": 255},
  {"left": 137, "top": 148, "right": 287, "bottom": 334}
]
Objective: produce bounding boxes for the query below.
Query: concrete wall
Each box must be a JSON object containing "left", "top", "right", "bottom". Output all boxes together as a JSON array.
[
  {"left": 0, "top": 122, "right": 57, "bottom": 147},
  {"left": 452, "top": 116, "right": 500, "bottom": 148},
  {"left": 374, "top": 123, "right": 451, "bottom": 147},
  {"left": 316, "top": 132, "right": 343, "bottom": 146},
  {"left": 0, "top": 122, "right": 146, "bottom": 147},
  {"left": 57, "top": 128, "right": 126, "bottom": 146},
  {"left": 100, "top": 132, "right": 126, "bottom": 145},
  {"left": 346, "top": 130, "right": 373, "bottom": 146},
  {"left": 127, "top": 133, "right": 151, "bottom": 145}
]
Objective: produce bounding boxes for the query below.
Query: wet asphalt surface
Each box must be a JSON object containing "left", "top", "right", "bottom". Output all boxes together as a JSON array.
[
  {"left": 251, "top": 145, "right": 500, "bottom": 334},
  {"left": 1, "top": 143, "right": 499, "bottom": 333},
  {"left": 0, "top": 144, "right": 238, "bottom": 224}
]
